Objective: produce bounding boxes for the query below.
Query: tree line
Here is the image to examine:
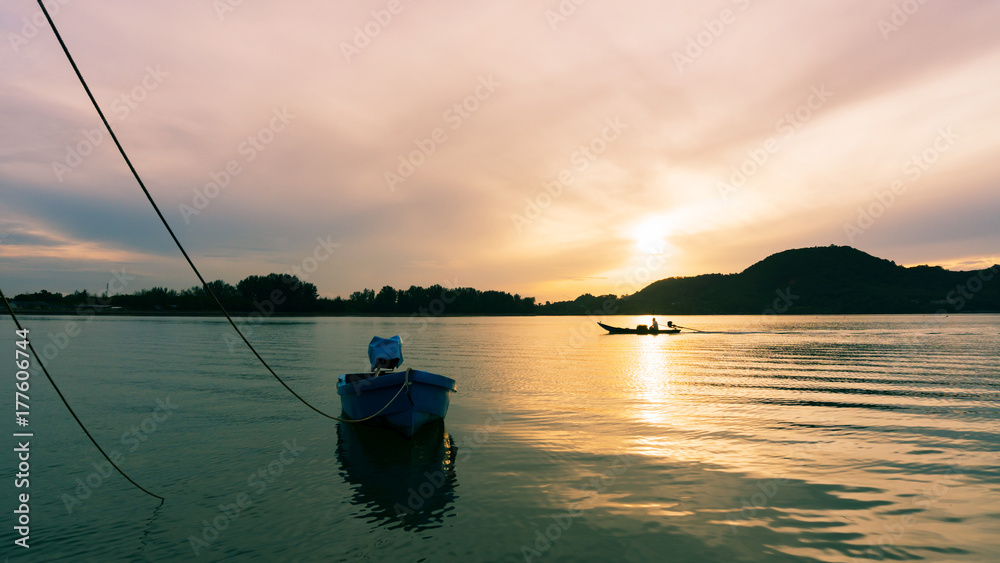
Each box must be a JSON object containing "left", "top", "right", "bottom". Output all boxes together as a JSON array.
[{"left": 12, "top": 274, "right": 537, "bottom": 315}]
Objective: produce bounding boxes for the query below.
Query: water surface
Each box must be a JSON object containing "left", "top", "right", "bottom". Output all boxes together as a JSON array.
[{"left": 2, "top": 314, "right": 998, "bottom": 561}]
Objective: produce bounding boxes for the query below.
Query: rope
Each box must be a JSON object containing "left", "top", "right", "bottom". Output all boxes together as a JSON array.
[
  {"left": 341, "top": 368, "right": 411, "bottom": 423},
  {"left": 35, "top": 0, "right": 399, "bottom": 425},
  {"left": 0, "top": 287, "right": 164, "bottom": 503}
]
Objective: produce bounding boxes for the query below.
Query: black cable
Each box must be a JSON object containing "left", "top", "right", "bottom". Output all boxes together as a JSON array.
[
  {"left": 0, "top": 287, "right": 164, "bottom": 502},
  {"left": 38, "top": 3, "right": 404, "bottom": 425},
  {"left": 35, "top": 0, "right": 356, "bottom": 423}
]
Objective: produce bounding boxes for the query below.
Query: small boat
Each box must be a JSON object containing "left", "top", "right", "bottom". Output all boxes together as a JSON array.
[
  {"left": 598, "top": 321, "right": 681, "bottom": 335},
  {"left": 337, "top": 336, "right": 457, "bottom": 438}
]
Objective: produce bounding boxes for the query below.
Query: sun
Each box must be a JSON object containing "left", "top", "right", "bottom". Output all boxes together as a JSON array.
[{"left": 631, "top": 217, "right": 668, "bottom": 254}]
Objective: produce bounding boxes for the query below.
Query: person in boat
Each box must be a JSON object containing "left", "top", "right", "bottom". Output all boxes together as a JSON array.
[{"left": 650, "top": 317, "right": 658, "bottom": 330}]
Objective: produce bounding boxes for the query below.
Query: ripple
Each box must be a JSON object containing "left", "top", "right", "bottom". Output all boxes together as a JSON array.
[{"left": 5, "top": 314, "right": 999, "bottom": 561}]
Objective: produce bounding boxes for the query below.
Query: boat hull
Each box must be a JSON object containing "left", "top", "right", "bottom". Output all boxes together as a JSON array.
[
  {"left": 598, "top": 322, "right": 680, "bottom": 335},
  {"left": 337, "top": 369, "right": 456, "bottom": 438}
]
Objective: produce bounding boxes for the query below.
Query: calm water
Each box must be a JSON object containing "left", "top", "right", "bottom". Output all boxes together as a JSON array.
[{"left": 2, "top": 314, "right": 998, "bottom": 562}]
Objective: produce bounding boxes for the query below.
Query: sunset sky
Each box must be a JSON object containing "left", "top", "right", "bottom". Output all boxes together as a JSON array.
[{"left": 2, "top": 0, "right": 999, "bottom": 302}]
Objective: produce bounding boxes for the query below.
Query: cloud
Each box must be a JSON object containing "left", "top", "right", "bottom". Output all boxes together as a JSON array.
[{"left": 2, "top": 1, "right": 998, "bottom": 301}]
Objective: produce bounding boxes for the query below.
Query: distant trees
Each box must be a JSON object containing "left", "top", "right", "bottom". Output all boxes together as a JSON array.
[
  {"left": 11, "top": 276, "right": 537, "bottom": 315},
  {"left": 13, "top": 289, "right": 120, "bottom": 309},
  {"left": 348, "top": 288, "right": 375, "bottom": 310},
  {"left": 10, "top": 275, "right": 315, "bottom": 312},
  {"left": 236, "top": 274, "right": 318, "bottom": 312},
  {"left": 331, "top": 284, "right": 535, "bottom": 315},
  {"left": 373, "top": 286, "right": 397, "bottom": 311},
  {"left": 14, "top": 289, "right": 63, "bottom": 303},
  {"left": 535, "top": 293, "right": 620, "bottom": 315},
  {"left": 113, "top": 287, "right": 179, "bottom": 310}
]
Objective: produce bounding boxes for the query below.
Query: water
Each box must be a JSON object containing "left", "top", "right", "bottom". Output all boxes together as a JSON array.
[{"left": 2, "top": 314, "right": 998, "bottom": 562}]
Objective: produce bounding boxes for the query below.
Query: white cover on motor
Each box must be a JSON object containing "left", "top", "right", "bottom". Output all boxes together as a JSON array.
[{"left": 368, "top": 335, "right": 403, "bottom": 370}]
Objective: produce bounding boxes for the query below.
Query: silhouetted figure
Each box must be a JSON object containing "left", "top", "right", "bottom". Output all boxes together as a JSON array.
[{"left": 651, "top": 317, "right": 658, "bottom": 330}]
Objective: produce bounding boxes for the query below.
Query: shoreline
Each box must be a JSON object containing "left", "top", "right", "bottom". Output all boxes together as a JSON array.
[{"left": 6, "top": 309, "right": 999, "bottom": 318}]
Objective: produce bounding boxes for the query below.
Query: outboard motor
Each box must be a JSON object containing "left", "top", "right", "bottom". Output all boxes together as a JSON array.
[{"left": 368, "top": 335, "right": 404, "bottom": 371}]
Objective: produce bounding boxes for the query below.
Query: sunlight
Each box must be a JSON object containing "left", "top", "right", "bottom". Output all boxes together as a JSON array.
[
  {"left": 630, "top": 217, "right": 668, "bottom": 255},
  {"left": 628, "top": 332, "right": 680, "bottom": 423}
]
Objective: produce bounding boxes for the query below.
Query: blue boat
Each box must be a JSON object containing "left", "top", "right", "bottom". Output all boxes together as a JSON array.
[{"left": 337, "top": 336, "right": 457, "bottom": 438}]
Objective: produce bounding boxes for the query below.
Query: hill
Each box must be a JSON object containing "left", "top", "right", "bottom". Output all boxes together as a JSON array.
[
  {"left": 539, "top": 245, "right": 1000, "bottom": 315},
  {"left": 11, "top": 246, "right": 998, "bottom": 316}
]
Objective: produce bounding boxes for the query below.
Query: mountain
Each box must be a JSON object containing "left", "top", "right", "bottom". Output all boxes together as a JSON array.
[
  {"left": 540, "top": 245, "right": 1000, "bottom": 315},
  {"left": 14, "top": 246, "right": 997, "bottom": 316}
]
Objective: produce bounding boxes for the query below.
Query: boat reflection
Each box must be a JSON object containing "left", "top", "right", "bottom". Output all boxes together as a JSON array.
[{"left": 336, "top": 418, "right": 458, "bottom": 530}]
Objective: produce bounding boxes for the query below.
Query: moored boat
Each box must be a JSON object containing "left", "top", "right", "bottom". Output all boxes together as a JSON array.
[{"left": 337, "top": 336, "right": 457, "bottom": 438}]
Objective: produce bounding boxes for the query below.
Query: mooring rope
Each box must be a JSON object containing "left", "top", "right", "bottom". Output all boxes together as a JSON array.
[
  {"left": 342, "top": 368, "right": 412, "bottom": 422},
  {"left": 0, "top": 287, "right": 164, "bottom": 503},
  {"left": 35, "top": 1, "right": 401, "bottom": 426}
]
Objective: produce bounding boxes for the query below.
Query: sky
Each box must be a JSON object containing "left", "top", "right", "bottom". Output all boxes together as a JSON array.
[{"left": 1, "top": 0, "right": 999, "bottom": 303}]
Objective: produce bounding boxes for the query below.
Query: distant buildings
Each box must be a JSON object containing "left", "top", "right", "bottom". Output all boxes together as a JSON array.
[{"left": 8, "top": 300, "right": 55, "bottom": 310}]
